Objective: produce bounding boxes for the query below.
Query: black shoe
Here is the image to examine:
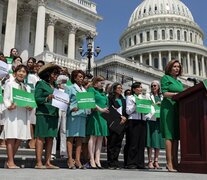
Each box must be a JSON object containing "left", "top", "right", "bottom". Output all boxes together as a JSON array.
[
  {"left": 126, "top": 165, "right": 137, "bottom": 169},
  {"left": 108, "top": 166, "right": 116, "bottom": 170},
  {"left": 95, "top": 163, "right": 104, "bottom": 169},
  {"left": 137, "top": 165, "right": 146, "bottom": 169}
]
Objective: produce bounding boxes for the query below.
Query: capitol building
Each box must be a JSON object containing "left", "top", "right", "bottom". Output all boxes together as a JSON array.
[{"left": 0, "top": 0, "right": 207, "bottom": 91}]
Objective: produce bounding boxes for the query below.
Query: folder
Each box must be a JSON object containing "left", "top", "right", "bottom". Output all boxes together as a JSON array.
[{"left": 101, "top": 106, "right": 125, "bottom": 135}]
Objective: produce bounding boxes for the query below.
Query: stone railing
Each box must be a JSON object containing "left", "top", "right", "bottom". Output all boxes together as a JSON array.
[
  {"left": 69, "top": 0, "right": 97, "bottom": 13},
  {"left": 35, "top": 51, "right": 87, "bottom": 71}
]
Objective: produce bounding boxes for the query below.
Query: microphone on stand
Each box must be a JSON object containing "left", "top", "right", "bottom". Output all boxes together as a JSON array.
[{"left": 187, "top": 77, "right": 200, "bottom": 86}]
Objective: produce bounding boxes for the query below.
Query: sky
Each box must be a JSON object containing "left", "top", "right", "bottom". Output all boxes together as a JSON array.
[{"left": 92, "top": 0, "right": 207, "bottom": 59}]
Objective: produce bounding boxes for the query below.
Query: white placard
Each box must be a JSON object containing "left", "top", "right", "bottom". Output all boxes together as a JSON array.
[
  {"left": 0, "top": 61, "right": 9, "bottom": 78},
  {"left": 52, "top": 88, "right": 69, "bottom": 111}
]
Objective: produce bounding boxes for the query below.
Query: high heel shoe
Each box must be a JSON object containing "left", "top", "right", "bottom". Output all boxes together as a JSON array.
[
  {"left": 166, "top": 165, "right": 177, "bottom": 172},
  {"left": 67, "top": 161, "right": 76, "bottom": 169},
  {"left": 153, "top": 161, "right": 162, "bottom": 169},
  {"left": 147, "top": 160, "right": 154, "bottom": 169},
  {"left": 95, "top": 163, "right": 104, "bottom": 169},
  {"left": 75, "top": 161, "right": 85, "bottom": 169},
  {"left": 5, "top": 162, "right": 20, "bottom": 169}
]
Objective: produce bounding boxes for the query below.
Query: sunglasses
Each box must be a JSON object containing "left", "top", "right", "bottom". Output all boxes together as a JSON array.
[{"left": 151, "top": 85, "right": 157, "bottom": 87}]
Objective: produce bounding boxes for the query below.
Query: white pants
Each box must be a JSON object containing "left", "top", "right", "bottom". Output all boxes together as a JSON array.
[{"left": 52, "top": 110, "right": 67, "bottom": 156}]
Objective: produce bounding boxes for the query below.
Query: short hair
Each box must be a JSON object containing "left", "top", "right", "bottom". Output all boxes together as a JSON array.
[
  {"left": 124, "top": 89, "right": 131, "bottom": 97},
  {"left": 10, "top": 48, "right": 18, "bottom": 57},
  {"left": 70, "top": 70, "right": 85, "bottom": 84},
  {"left": 40, "top": 67, "right": 60, "bottom": 82},
  {"left": 14, "top": 64, "right": 29, "bottom": 75},
  {"left": 131, "top": 82, "right": 142, "bottom": 95},
  {"left": 37, "top": 60, "right": 45, "bottom": 65},
  {"left": 13, "top": 56, "right": 22, "bottom": 63},
  {"left": 165, "top": 59, "right": 182, "bottom": 76},
  {"left": 92, "top": 76, "right": 105, "bottom": 86}
]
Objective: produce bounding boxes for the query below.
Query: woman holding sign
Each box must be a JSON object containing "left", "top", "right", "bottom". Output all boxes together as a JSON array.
[
  {"left": 160, "top": 60, "right": 183, "bottom": 172},
  {"left": 34, "top": 63, "right": 60, "bottom": 169},
  {"left": 86, "top": 76, "right": 109, "bottom": 169},
  {"left": 125, "top": 82, "right": 147, "bottom": 169},
  {"left": 145, "top": 81, "right": 165, "bottom": 169},
  {"left": 3, "top": 64, "right": 31, "bottom": 168},
  {"left": 65, "top": 70, "right": 87, "bottom": 169}
]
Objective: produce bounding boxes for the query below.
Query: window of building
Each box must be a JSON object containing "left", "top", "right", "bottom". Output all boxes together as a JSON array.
[
  {"left": 162, "top": 30, "right": 165, "bottom": 40},
  {"left": 190, "top": 33, "right": 193, "bottom": 42},
  {"left": 134, "top": 35, "right": 137, "bottom": 45},
  {"left": 140, "top": 33, "right": 143, "bottom": 43},
  {"left": 64, "top": 45, "right": 68, "bottom": 55},
  {"left": 177, "top": 30, "right": 180, "bottom": 40},
  {"left": 146, "top": 59, "right": 149, "bottom": 65},
  {"left": 144, "top": 8, "right": 146, "bottom": 14},
  {"left": 29, "top": 32, "right": 32, "bottom": 43},
  {"left": 184, "top": 31, "right": 187, "bottom": 41},
  {"left": 170, "top": 29, "right": 173, "bottom": 40},
  {"left": 129, "top": 37, "right": 131, "bottom": 47},
  {"left": 162, "top": 57, "right": 167, "bottom": 69},
  {"left": 193, "top": 60, "right": 196, "bottom": 74},
  {"left": 149, "top": 6, "right": 151, "bottom": 12},
  {"left": 155, "top": 5, "right": 158, "bottom": 11},
  {"left": 1, "top": 24, "right": 5, "bottom": 35},
  {"left": 154, "top": 30, "right": 157, "bottom": 40},
  {"left": 147, "top": 31, "right": 150, "bottom": 41}
]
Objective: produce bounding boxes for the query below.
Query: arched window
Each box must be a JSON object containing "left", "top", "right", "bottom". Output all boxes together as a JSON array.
[
  {"left": 147, "top": 31, "right": 150, "bottom": 41},
  {"left": 162, "top": 30, "right": 165, "bottom": 40},
  {"left": 154, "top": 30, "right": 158, "bottom": 40},
  {"left": 162, "top": 57, "right": 167, "bottom": 69},
  {"left": 140, "top": 33, "right": 143, "bottom": 43},
  {"left": 177, "top": 30, "right": 180, "bottom": 40},
  {"left": 134, "top": 35, "right": 137, "bottom": 45},
  {"left": 170, "top": 29, "right": 173, "bottom": 40},
  {"left": 190, "top": 33, "right": 193, "bottom": 42},
  {"left": 184, "top": 31, "right": 187, "bottom": 41},
  {"left": 155, "top": 5, "right": 158, "bottom": 11}
]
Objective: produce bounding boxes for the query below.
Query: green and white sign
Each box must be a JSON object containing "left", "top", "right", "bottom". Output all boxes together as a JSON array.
[
  {"left": 12, "top": 88, "right": 37, "bottom": 108},
  {"left": 77, "top": 92, "right": 96, "bottom": 109},
  {"left": 6, "top": 57, "right": 13, "bottom": 74},
  {"left": 154, "top": 104, "right": 160, "bottom": 118},
  {"left": 0, "top": 87, "right": 3, "bottom": 103},
  {"left": 203, "top": 79, "right": 207, "bottom": 90},
  {"left": 136, "top": 99, "right": 152, "bottom": 114}
]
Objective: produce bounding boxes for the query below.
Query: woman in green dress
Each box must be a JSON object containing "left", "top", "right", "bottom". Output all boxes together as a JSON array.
[
  {"left": 86, "top": 76, "right": 109, "bottom": 169},
  {"left": 145, "top": 80, "right": 165, "bottom": 169},
  {"left": 160, "top": 60, "right": 184, "bottom": 172},
  {"left": 34, "top": 63, "right": 60, "bottom": 169}
]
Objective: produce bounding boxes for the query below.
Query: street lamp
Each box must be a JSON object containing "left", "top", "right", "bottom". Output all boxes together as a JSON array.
[{"left": 79, "top": 35, "right": 101, "bottom": 79}]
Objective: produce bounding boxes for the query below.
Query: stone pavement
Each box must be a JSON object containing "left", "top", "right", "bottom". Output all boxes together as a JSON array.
[{"left": 0, "top": 168, "right": 206, "bottom": 180}]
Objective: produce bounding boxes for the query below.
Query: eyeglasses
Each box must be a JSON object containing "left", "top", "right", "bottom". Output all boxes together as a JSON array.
[{"left": 151, "top": 85, "right": 157, "bottom": 87}]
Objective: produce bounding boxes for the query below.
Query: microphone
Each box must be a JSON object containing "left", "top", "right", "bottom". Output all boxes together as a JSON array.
[{"left": 187, "top": 77, "right": 200, "bottom": 86}]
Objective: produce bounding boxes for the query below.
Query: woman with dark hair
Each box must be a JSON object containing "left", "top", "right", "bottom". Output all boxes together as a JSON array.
[
  {"left": 12, "top": 56, "right": 22, "bottom": 72},
  {"left": 107, "top": 83, "right": 127, "bottom": 169},
  {"left": 65, "top": 70, "right": 87, "bottom": 169},
  {"left": 160, "top": 60, "right": 183, "bottom": 172},
  {"left": 34, "top": 63, "right": 60, "bottom": 169},
  {"left": 86, "top": 76, "right": 109, "bottom": 169},
  {"left": 125, "top": 82, "right": 147, "bottom": 169},
  {"left": 3, "top": 64, "right": 31, "bottom": 168},
  {"left": 10, "top": 48, "right": 19, "bottom": 58},
  {"left": 124, "top": 89, "right": 131, "bottom": 97},
  {"left": 27, "top": 57, "right": 36, "bottom": 73},
  {"left": 145, "top": 80, "right": 165, "bottom": 169}
]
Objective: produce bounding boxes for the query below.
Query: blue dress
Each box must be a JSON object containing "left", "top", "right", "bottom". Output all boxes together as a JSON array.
[{"left": 65, "top": 84, "right": 87, "bottom": 137}]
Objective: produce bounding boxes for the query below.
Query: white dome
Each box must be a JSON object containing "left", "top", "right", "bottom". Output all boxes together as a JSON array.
[{"left": 128, "top": 0, "right": 194, "bottom": 27}]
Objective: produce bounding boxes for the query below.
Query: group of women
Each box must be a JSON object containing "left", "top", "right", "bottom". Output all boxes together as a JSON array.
[{"left": 0, "top": 49, "right": 184, "bottom": 172}]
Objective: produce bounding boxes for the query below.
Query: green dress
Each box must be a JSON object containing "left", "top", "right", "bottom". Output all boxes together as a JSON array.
[
  {"left": 146, "top": 96, "right": 165, "bottom": 149},
  {"left": 34, "top": 80, "right": 59, "bottom": 138},
  {"left": 160, "top": 75, "right": 184, "bottom": 140},
  {"left": 86, "top": 87, "right": 109, "bottom": 136}
]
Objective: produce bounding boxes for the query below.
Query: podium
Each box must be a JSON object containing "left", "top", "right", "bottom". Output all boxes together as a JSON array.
[{"left": 173, "top": 82, "right": 207, "bottom": 173}]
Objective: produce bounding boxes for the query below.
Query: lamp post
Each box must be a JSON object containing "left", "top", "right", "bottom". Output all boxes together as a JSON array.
[{"left": 78, "top": 35, "right": 101, "bottom": 79}]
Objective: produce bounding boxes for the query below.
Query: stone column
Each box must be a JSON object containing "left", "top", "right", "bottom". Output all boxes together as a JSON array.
[
  {"left": 178, "top": 51, "right": 181, "bottom": 63},
  {"left": 140, "top": 54, "right": 143, "bottom": 64},
  {"left": 46, "top": 14, "right": 58, "bottom": 52},
  {"left": 67, "top": 23, "right": 78, "bottom": 59},
  {"left": 149, "top": 52, "right": 152, "bottom": 66},
  {"left": 3, "top": 0, "right": 18, "bottom": 56},
  {"left": 34, "top": 0, "right": 46, "bottom": 56},
  {"left": 19, "top": 4, "right": 33, "bottom": 61},
  {"left": 187, "top": 52, "right": 191, "bottom": 74},
  {"left": 168, "top": 51, "right": 171, "bottom": 62},
  {"left": 0, "top": 2, "right": 4, "bottom": 50},
  {"left": 201, "top": 56, "right": 206, "bottom": 77},
  {"left": 195, "top": 54, "right": 199, "bottom": 76},
  {"left": 158, "top": 51, "right": 162, "bottom": 70}
]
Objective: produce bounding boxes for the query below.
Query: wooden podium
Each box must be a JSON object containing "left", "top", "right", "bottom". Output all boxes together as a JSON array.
[{"left": 174, "top": 82, "right": 207, "bottom": 173}]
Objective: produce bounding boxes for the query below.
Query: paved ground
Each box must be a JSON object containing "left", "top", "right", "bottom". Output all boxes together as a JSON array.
[{"left": 0, "top": 168, "right": 206, "bottom": 180}]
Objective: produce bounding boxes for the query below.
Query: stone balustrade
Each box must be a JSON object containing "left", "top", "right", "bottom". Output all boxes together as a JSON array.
[
  {"left": 35, "top": 50, "right": 87, "bottom": 71},
  {"left": 69, "top": 0, "right": 97, "bottom": 13}
]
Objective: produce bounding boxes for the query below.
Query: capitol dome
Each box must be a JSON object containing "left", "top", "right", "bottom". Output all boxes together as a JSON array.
[
  {"left": 128, "top": 0, "right": 194, "bottom": 27},
  {"left": 119, "top": 0, "right": 207, "bottom": 80}
]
